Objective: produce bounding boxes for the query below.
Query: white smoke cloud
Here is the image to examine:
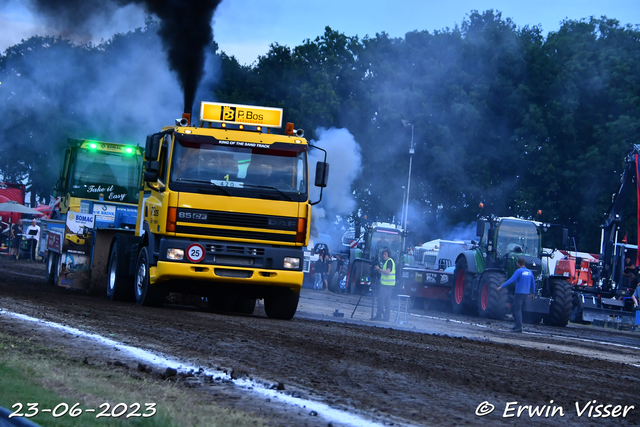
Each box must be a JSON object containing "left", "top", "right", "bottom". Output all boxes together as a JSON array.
[
  {"left": 84, "top": 33, "right": 183, "bottom": 141},
  {"left": 308, "top": 127, "right": 362, "bottom": 249}
]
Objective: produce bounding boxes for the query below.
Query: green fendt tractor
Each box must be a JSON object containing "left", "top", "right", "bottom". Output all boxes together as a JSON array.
[{"left": 452, "top": 215, "right": 572, "bottom": 326}]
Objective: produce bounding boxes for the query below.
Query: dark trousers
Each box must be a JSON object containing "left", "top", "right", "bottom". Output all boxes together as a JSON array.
[
  {"left": 29, "top": 239, "right": 37, "bottom": 261},
  {"left": 513, "top": 294, "right": 527, "bottom": 330},
  {"left": 376, "top": 285, "right": 393, "bottom": 320}
]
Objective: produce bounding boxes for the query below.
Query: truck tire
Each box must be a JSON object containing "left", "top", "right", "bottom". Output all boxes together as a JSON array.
[
  {"left": 134, "top": 247, "right": 167, "bottom": 307},
  {"left": 264, "top": 288, "right": 299, "bottom": 320},
  {"left": 477, "top": 271, "right": 508, "bottom": 320},
  {"left": 46, "top": 253, "right": 58, "bottom": 285},
  {"left": 451, "top": 258, "right": 470, "bottom": 314},
  {"left": 107, "top": 244, "right": 134, "bottom": 302},
  {"left": 544, "top": 278, "right": 572, "bottom": 327}
]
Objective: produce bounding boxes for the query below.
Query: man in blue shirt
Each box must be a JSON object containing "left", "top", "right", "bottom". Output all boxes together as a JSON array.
[{"left": 497, "top": 257, "right": 536, "bottom": 332}]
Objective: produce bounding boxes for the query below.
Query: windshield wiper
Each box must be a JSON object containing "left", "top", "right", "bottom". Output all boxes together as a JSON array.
[
  {"left": 243, "top": 184, "right": 293, "bottom": 201},
  {"left": 176, "top": 178, "right": 231, "bottom": 196}
]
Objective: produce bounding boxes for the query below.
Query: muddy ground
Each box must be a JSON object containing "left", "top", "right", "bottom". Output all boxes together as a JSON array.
[{"left": 1, "top": 257, "right": 639, "bottom": 426}]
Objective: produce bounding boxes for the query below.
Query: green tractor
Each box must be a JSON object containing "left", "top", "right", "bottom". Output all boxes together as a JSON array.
[{"left": 452, "top": 216, "right": 572, "bottom": 326}]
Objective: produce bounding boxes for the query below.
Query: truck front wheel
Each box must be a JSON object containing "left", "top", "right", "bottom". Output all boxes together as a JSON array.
[
  {"left": 134, "top": 247, "right": 167, "bottom": 307},
  {"left": 264, "top": 288, "right": 299, "bottom": 320}
]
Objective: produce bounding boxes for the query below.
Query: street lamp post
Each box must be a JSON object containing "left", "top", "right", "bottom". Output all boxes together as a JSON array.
[
  {"left": 401, "top": 186, "right": 406, "bottom": 228},
  {"left": 401, "top": 119, "right": 415, "bottom": 254}
]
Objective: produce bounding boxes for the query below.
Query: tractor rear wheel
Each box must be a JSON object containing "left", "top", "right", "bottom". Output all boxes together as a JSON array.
[
  {"left": 477, "top": 271, "right": 508, "bottom": 320},
  {"left": 544, "top": 278, "right": 572, "bottom": 327}
]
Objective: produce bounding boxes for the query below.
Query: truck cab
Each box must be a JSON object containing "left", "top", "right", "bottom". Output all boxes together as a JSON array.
[{"left": 108, "top": 102, "right": 329, "bottom": 320}]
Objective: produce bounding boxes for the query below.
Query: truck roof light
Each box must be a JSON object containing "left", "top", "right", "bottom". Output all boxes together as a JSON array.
[
  {"left": 89, "top": 142, "right": 97, "bottom": 149},
  {"left": 285, "top": 123, "right": 295, "bottom": 135}
]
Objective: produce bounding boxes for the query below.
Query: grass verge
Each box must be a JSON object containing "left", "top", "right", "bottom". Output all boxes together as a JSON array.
[{"left": 0, "top": 331, "right": 266, "bottom": 427}]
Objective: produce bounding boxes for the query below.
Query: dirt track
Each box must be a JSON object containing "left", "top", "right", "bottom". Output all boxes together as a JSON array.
[{"left": 1, "top": 258, "right": 639, "bottom": 426}]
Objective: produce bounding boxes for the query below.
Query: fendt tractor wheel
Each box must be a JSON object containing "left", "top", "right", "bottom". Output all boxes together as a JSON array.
[
  {"left": 544, "top": 278, "right": 573, "bottom": 327},
  {"left": 477, "top": 271, "right": 508, "bottom": 320},
  {"left": 451, "top": 258, "right": 470, "bottom": 314},
  {"left": 134, "top": 247, "right": 167, "bottom": 307},
  {"left": 106, "top": 244, "right": 134, "bottom": 302},
  {"left": 264, "top": 288, "right": 300, "bottom": 320}
]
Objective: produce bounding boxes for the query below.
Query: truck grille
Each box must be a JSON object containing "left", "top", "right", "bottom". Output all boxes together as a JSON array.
[
  {"left": 178, "top": 208, "right": 297, "bottom": 230},
  {"left": 215, "top": 268, "right": 253, "bottom": 278},
  {"left": 176, "top": 225, "right": 296, "bottom": 243},
  {"left": 205, "top": 244, "right": 266, "bottom": 255}
]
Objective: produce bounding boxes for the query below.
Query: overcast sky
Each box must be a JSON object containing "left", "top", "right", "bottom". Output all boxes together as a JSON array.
[{"left": 1, "top": 0, "right": 639, "bottom": 65}]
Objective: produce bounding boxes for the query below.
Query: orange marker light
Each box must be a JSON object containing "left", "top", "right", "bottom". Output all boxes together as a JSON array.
[{"left": 285, "top": 122, "right": 295, "bottom": 135}]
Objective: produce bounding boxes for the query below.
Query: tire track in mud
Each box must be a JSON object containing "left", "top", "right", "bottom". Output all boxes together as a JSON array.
[{"left": 1, "top": 260, "right": 640, "bottom": 426}]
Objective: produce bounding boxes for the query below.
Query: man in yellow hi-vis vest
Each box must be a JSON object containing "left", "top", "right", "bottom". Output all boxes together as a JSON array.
[{"left": 371, "top": 248, "right": 395, "bottom": 321}]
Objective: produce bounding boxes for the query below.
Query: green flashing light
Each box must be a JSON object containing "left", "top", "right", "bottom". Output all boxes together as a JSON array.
[
  {"left": 88, "top": 142, "right": 98, "bottom": 149},
  {"left": 125, "top": 147, "right": 134, "bottom": 154}
]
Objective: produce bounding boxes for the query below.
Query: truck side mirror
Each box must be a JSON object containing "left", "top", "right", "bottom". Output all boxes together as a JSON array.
[
  {"left": 144, "top": 134, "right": 161, "bottom": 161},
  {"left": 476, "top": 220, "right": 486, "bottom": 237},
  {"left": 143, "top": 161, "right": 160, "bottom": 183},
  {"left": 314, "top": 162, "right": 329, "bottom": 187}
]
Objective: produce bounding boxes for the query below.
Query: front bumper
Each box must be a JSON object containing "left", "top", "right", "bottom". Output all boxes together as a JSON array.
[{"left": 151, "top": 261, "right": 303, "bottom": 290}]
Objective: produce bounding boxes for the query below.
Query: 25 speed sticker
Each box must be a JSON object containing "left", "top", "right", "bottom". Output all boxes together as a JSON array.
[{"left": 9, "top": 402, "right": 157, "bottom": 419}]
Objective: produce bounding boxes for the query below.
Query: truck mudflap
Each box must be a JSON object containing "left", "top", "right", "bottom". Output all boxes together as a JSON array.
[
  {"left": 578, "top": 294, "right": 637, "bottom": 323},
  {"left": 523, "top": 296, "right": 551, "bottom": 314}
]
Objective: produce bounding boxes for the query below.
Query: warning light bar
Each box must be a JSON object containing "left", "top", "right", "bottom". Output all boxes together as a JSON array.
[
  {"left": 78, "top": 141, "right": 141, "bottom": 155},
  {"left": 200, "top": 102, "right": 283, "bottom": 128}
]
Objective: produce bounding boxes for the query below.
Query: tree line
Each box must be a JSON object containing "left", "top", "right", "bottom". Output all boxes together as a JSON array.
[{"left": 1, "top": 10, "right": 639, "bottom": 252}]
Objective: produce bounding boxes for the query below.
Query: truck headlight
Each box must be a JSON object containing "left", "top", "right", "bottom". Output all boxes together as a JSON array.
[
  {"left": 283, "top": 257, "right": 300, "bottom": 269},
  {"left": 167, "top": 248, "right": 184, "bottom": 260}
]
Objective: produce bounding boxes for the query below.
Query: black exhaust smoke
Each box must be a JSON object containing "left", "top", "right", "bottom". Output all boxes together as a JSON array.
[{"left": 26, "top": 0, "right": 222, "bottom": 113}]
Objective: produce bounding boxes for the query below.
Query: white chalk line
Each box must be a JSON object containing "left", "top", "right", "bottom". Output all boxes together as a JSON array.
[{"left": 0, "top": 308, "right": 410, "bottom": 427}]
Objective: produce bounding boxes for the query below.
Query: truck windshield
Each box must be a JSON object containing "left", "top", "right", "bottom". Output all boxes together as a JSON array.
[
  {"left": 70, "top": 149, "right": 142, "bottom": 204},
  {"left": 170, "top": 138, "right": 308, "bottom": 201},
  {"left": 495, "top": 220, "right": 540, "bottom": 258}
]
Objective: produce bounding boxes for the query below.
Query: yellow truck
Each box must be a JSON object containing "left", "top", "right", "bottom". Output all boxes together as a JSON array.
[{"left": 107, "top": 102, "right": 329, "bottom": 320}]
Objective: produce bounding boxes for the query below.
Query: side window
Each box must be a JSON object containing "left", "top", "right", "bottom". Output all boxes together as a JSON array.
[
  {"left": 159, "top": 135, "right": 171, "bottom": 183},
  {"left": 296, "top": 157, "right": 305, "bottom": 191}
]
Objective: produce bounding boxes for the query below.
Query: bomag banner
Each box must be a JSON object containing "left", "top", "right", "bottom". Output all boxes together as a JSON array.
[{"left": 59, "top": 212, "right": 95, "bottom": 290}]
